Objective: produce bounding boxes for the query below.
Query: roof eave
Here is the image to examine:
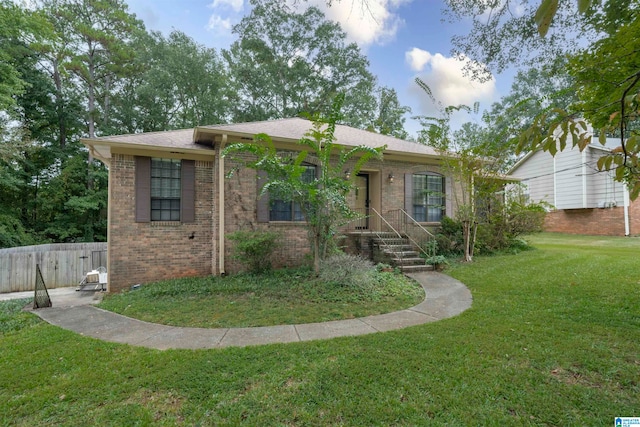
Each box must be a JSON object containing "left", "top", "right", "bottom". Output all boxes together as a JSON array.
[{"left": 81, "top": 138, "right": 216, "bottom": 160}]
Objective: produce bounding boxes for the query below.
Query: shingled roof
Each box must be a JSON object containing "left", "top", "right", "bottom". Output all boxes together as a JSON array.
[
  {"left": 82, "top": 117, "right": 442, "bottom": 161},
  {"left": 197, "top": 117, "right": 439, "bottom": 157}
]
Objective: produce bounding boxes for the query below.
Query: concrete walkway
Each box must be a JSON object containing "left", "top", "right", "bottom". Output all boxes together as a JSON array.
[{"left": 12, "top": 272, "right": 471, "bottom": 350}]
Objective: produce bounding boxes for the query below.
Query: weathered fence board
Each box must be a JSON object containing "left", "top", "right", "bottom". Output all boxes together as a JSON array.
[{"left": 0, "top": 243, "right": 107, "bottom": 293}]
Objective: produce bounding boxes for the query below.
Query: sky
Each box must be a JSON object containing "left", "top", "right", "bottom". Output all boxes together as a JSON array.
[{"left": 125, "top": 0, "right": 513, "bottom": 138}]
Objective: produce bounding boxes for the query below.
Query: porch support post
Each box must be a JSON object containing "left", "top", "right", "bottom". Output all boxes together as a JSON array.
[{"left": 218, "top": 134, "right": 227, "bottom": 275}]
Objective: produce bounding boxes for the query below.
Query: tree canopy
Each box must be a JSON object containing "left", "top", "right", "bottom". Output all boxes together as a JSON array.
[
  {"left": 444, "top": 0, "right": 640, "bottom": 198},
  {"left": 223, "top": 0, "right": 378, "bottom": 128},
  {"left": 0, "top": 0, "right": 411, "bottom": 248}
]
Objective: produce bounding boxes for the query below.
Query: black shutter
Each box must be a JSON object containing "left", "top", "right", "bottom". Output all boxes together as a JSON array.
[
  {"left": 257, "top": 170, "right": 269, "bottom": 223},
  {"left": 181, "top": 160, "right": 195, "bottom": 223},
  {"left": 135, "top": 156, "right": 151, "bottom": 223}
]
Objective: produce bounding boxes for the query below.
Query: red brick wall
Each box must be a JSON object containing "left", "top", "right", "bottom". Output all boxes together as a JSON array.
[
  {"left": 221, "top": 156, "right": 447, "bottom": 273},
  {"left": 629, "top": 198, "right": 640, "bottom": 235},
  {"left": 108, "top": 154, "right": 214, "bottom": 292},
  {"left": 107, "top": 151, "right": 451, "bottom": 287},
  {"left": 222, "top": 157, "right": 313, "bottom": 273},
  {"left": 544, "top": 203, "right": 639, "bottom": 236}
]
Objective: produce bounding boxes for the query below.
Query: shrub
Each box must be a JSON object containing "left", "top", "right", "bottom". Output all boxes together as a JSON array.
[
  {"left": 319, "top": 253, "right": 374, "bottom": 288},
  {"left": 318, "top": 253, "right": 422, "bottom": 302},
  {"left": 435, "top": 197, "right": 547, "bottom": 257},
  {"left": 227, "top": 229, "right": 280, "bottom": 273},
  {"left": 435, "top": 216, "right": 464, "bottom": 256}
]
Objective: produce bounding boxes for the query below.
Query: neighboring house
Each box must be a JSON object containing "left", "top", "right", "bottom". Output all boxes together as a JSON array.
[
  {"left": 509, "top": 138, "right": 639, "bottom": 236},
  {"left": 82, "top": 118, "right": 458, "bottom": 292}
]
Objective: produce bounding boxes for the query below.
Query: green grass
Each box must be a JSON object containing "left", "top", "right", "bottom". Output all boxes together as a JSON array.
[
  {"left": 97, "top": 267, "right": 425, "bottom": 327},
  {"left": 1, "top": 233, "right": 638, "bottom": 426}
]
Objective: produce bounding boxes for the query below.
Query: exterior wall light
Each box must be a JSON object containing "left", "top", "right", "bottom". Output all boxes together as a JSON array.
[{"left": 388, "top": 173, "right": 394, "bottom": 183}]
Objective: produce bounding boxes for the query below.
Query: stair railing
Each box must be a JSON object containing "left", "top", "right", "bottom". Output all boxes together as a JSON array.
[
  {"left": 366, "top": 207, "right": 405, "bottom": 264},
  {"left": 384, "top": 209, "right": 435, "bottom": 257}
]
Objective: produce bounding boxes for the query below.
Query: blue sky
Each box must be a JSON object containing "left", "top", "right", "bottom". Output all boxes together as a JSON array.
[{"left": 126, "top": 0, "right": 513, "bottom": 137}]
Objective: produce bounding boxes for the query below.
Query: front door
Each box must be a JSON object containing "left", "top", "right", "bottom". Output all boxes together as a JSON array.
[{"left": 355, "top": 173, "right": 369, "bottom": 229}]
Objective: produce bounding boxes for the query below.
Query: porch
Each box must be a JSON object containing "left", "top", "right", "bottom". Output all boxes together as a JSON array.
[{"left": 343, "top": 208, "right": 437, "bottom": 272}]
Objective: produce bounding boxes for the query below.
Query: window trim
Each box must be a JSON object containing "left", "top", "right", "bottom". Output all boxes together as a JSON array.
[
  {"left": 257, "top": 163, "right": 318, "bottom": 223},
  {"left": 151, "top": 158, "right": 182, "bottom": 222},
  {"left": 135, "top": 156, "right": 195, "bottom": 223},
  {"left": 405, "top": 172, "right": 446, "bottom": 223}
]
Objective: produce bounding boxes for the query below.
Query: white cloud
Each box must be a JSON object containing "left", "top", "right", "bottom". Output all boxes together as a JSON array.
[
  {"left": 405, "top": 47, "right": 432, "bottom": 72},
  {"left": 208, "top": 0, "right": 244, "bottom": 13},
  {"left": 206, "top": 14, "right": 233, "bottom": 33},
  {"left": 290, "top": 0, "right": 411, "bottom": 47},
  {"left": 405, "top": 49, "right": 497, "bottom": 117}
]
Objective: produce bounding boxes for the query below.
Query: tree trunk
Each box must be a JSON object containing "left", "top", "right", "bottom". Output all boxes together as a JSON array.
[
  {"left": 103, "top": 74, "right": 111, "bottom": 129},
  {"left": 463, "top": 220, "right": 472, "bottom": 262},
  {"left": 87, "top": 55, "right": 95, "bottom": 190},
  {"left": 313, "top": 231, "right": 320, "bottom": 275},
  {"left": 52, "top": 60, "right": 66, "bottom": 148}
]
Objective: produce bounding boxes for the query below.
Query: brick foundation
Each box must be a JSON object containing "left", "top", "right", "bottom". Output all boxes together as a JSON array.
[{"left": 544, "top": 203, "right": 639, "bottom": 236}]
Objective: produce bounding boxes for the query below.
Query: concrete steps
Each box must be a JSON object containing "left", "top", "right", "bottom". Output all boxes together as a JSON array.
[{"left": 375, "top": 235, "right": 432, "bottom": 273}]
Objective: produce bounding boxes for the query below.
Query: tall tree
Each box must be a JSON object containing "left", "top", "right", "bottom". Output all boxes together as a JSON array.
[
  {"left": 519, "top": 12, "right": 640, "bottom": 198},
  {"left": 442, "top": 0, "right": 633, "bottom": 81},
  {"left": 481, "top": 58, "right": 576, "bottom": 168},
  {"left": 110, "top": 30, "right": 229, "bottom": 133},
  {"left": 444, "top": 0, "right": 640, "bottom": 198},
  {"left": 49, "top": 0, "right": 142, "bottom": 140},
  {"left": 369, "top": 86, "right": 411, "bottom": 139},
  {"left": 223, "top": 0, "right": 377, "bottom": 128}
]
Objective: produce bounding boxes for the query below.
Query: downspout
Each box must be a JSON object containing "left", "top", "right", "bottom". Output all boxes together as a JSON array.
[
  {"left": 106, "top": 149, "right": 112, "bottom": 292},
  {"left": 581, "top": 150, "right": 588, "bottom": 208},
  {"left": 218, "top": 134, "right": 227, "bottom": 275},
  {"left": 623, "top": 184, "right": 630, "bottom": 236},
  {"left": 553, "top": 155, "right": 557, "bottom": 208}
]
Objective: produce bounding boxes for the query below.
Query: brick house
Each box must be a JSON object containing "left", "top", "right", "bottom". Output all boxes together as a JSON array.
[
  {"left": 508, "top": 138, "right": 639, "bottom": 236},
  {"left": 82, "top": 118, "right": 458, "bottom": 292}
]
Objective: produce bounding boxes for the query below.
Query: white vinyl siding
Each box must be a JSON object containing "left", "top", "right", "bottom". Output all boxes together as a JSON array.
[{"left": 510, "top": 145, "right": 627, "bottom": 210}]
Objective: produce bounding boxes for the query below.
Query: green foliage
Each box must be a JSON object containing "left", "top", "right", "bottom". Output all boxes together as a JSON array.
[
  {"left": 446, "top": 0, "right": 640, "bottom": 199},
  {"left": 422, "top": 240, "right": 450, "bottom": 268},
  {"left": 443, "top": 0, "right": 626, "bottom": 81},
  {"left": 0, "top": 299, "right": 40, "bottom": 334},
  {"left": 435, "top": 216, "right": 465, "bottom": 256},
  {"left": 227, "top": 229, "right": 280, "bottom": 273},
  {"left": 2, "top": 235, "right": 640, "bottom": 425},
  {"left": 518, "top": 14, "right": 640, "bottom": 199},
  {"left": 222, "top": 0, "right": 377, "bottom": 127},
  {"left": 435, "top": 195, "right": 545, "bottom": 257},
  {"left": 224, "top": 94, "right": 384, "bottom": 273},
  {"left": 0, "top": 214, "right": 34, "bottom": 248},
  {"left": 112, "top": 30, "right": 229, "bottom": 133},
  {"left": 99, "top": 265, "right": 423, "bottom": 327},
  {"left": 318, "top": 253, "right": 374, "bottom": 288},
  {"left": 370, "top": 86, "right": 411, "bottom": 139}
]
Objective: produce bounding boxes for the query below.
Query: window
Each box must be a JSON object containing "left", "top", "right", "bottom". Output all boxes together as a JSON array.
[
  {"left": 268, "top": 164, "right": 316, "bottom": 221},
  {"left": 151, "top": 158, "right": 182, "bottom": 221},
  {"left": 412, "top": 173, "right": 445, "bottom": 222},
  {"left": 135, "top": 156, "right": 195, "bottom": 223}
]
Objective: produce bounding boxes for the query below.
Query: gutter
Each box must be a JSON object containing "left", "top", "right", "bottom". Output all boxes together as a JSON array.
[{"left": 218, "top": 134, "right": 227, "bottom": 275}]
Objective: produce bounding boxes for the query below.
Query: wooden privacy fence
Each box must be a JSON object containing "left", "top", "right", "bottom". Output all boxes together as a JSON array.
[{"left": 0, "top": 242, "right": 107, "bottom": 293}]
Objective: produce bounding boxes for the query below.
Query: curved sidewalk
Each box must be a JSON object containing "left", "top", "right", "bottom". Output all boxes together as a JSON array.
[{"left": 29, "top": 272, "right": 472, "bottom": 350}]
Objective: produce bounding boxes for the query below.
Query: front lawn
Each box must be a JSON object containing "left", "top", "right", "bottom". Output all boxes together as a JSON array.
[
  {"left": 1, "top": 233, "right": 638, "bottom": 425},
  {"left": 98, "top": 266, "right": 424, "bottom": 327}
]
